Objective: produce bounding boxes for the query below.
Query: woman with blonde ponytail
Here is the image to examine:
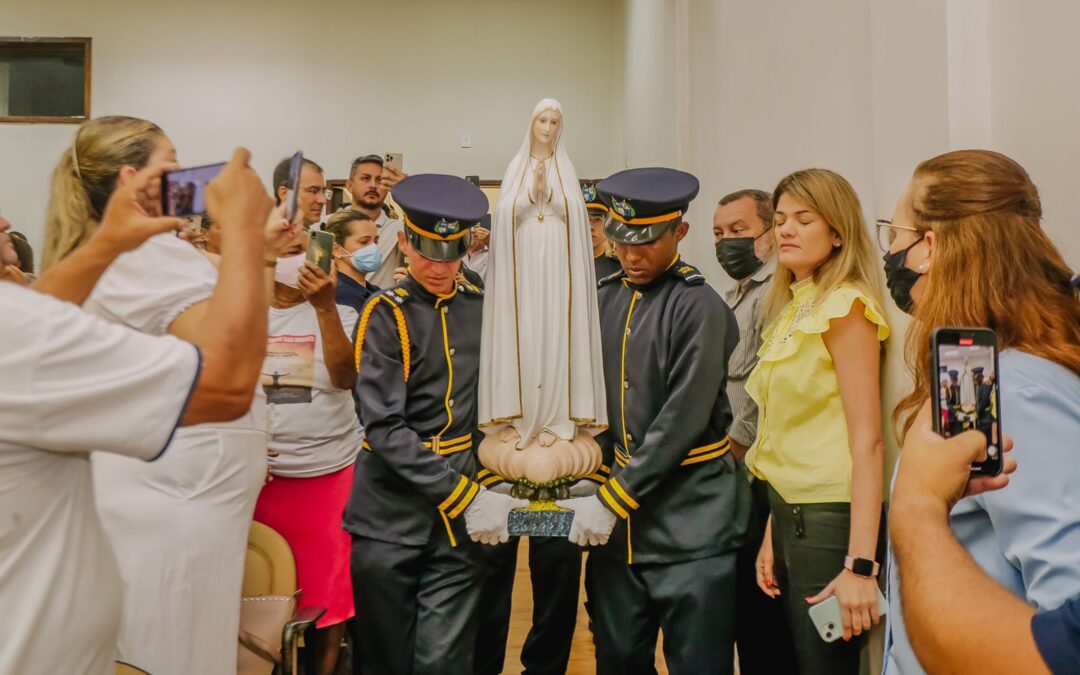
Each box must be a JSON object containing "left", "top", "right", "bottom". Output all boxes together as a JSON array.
[{"left": 43, "top": 115, "right": 292, "bottom": 675}]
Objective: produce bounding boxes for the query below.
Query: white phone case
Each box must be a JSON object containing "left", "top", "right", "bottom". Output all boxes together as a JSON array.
[{"left": 808, "top": 588, "right": 888, "bottom": 642}]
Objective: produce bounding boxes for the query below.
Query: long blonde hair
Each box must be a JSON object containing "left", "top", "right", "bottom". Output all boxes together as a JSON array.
[
  {"left": 41, "top": 116, "right": 164, "bottom": 270},
  {"left": 895, "top": 150, "right": 1080, "bottom": 437},
  {"left": 762, "top": 168, "right": 885, "bottom": 323}
]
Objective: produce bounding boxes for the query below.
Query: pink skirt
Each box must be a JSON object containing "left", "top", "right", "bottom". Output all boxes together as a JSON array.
[{"left": 254, "top": 464, "right": 356, "bottom": 628}]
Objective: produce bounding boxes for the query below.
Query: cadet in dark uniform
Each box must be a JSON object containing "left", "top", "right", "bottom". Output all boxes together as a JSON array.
[
  {"left": 585, "top": 181, "right": 623, "bottom": 279},
  {"left": 557, "top": 168, "right": 750, "bottom": 674},
  {"left": 344, "top": 174, "right": 527, "bottom": 675},
  {"left": 973, "top": 366, "right": 995, "bottom": 444}
]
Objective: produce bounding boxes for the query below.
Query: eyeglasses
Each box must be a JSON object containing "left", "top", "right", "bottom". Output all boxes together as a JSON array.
[
  {"left": 875, "top": 219, "right": 920, "bottom": 252},
  {"left": 301, "top": 186, "right": 335, "bottom": 201}
]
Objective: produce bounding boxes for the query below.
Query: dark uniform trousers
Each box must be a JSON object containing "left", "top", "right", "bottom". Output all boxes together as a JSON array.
[
  {"left": 344, "top": 277, "right": 489, "bottom": 675},
  {"left": 589, "top": 260, "right": 749, "bottom": 675},
  {"left": 474, "top": 536, "right": 582, "bottom": 675},
  {"left": 586, "top": 549, "right": 736, "bottom": 675},
  {"left": 352, "top": 524, "right": 484, "bottom": 674}
]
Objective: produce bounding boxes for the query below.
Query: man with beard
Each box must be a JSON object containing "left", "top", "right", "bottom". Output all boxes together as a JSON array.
[{"left": 343, "top": 155, "right": 405, "bottom": 288}]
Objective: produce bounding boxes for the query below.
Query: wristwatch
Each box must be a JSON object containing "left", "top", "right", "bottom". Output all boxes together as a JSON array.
[{"left": 844, "top": 556, "right": 880, "bottom": 578}]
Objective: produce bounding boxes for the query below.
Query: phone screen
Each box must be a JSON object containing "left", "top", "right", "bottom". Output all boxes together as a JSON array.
[
  {"left": 162, "top": 163, "right": 226, "bottom": 217},
  {"left": 931, "top": 328, "right": 1002, "bottom": 475},
  {"left": 284, "top": 151, "right": 303, "bottom": 223}
]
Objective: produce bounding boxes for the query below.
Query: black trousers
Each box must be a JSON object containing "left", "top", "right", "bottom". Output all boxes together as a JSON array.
[
  {"left": 474, "top": 536, "right": 583, "bottom": 675},
  {"left": 734, "top": 477, "right": 798, "bottom": 674},
  {"left": 766, "top": 485, "right": 885, "bottom": 675},
  {"left": 585, "top": 549, "right": 736, "bottom": 675},
  {"left": 351, "top": 530, "right": 484, "bottom": 675}
]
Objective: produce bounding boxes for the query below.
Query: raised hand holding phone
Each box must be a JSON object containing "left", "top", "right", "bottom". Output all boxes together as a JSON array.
[{"left": 930, "top": 327, "right": 1004, "bottom": 476}]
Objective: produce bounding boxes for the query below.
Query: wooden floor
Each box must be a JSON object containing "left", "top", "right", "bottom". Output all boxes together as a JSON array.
[{"left": 503, "top": 539, "right": 668, "bottom": 675}]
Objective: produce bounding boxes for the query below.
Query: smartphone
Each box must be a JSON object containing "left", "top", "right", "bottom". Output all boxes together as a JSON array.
[
  {"left": 384, "top": 152, "right": 403, "bottom": 173},
  {"left": 809, "top": 589, "right": 888, "bottom": 643},
  {"left": 465, "top": 175, "right": 480, "bottom": 187},
  {"left": 307, "top": 230, "right": 334, "bottom": 274},
  {"left": 930, "top": 327, "right": 1003, "bottom": 476},
  {"left": 283, "top": 151, "right": 304, "bottom": 224},
  {"left": 161, "top": 162, "right": 226, "bottom": 217}
]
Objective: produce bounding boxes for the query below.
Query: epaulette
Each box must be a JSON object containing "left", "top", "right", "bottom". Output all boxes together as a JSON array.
[
  {"left": 382, "top": 286, "right": 413, "bottom": 305},
  {"left": 597, "top": 269, "right": 626, "bottom": 288},
  {"left": 457, "top": 281, "right": 484, "bottom": 296},
  {"left": 671, "top": 262, "right": 706, "bottom": 286}
]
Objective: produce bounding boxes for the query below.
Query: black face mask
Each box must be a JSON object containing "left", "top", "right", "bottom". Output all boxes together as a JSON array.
[
  {"left": 716, "top": 231, "right": 768, "bottom": 280},
  {"left": 882, "top": 236, "right": 925, "bottom": 314}
]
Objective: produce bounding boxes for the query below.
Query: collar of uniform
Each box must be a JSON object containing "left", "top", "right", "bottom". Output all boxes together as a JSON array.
[
  {"left": 403, "top": 271, "right": 458, "bottom": 307},
  {"left": 621, "top": 253, "right": 682, "bottom": 293}
]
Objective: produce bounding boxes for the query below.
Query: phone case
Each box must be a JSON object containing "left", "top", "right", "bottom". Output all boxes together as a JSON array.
[
  {"left": 808, "top": 589, "right": 888, "bottom": 643},
  {"left": 307, "top": 230, "right": 334, "bottom": 274}
]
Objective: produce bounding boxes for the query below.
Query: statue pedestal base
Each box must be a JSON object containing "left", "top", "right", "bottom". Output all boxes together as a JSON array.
[
  {"left": 507, "top": 501, "right": 574, "bottom": 537},
  {"left": 478, "top": 427, "right": 603, "bottom": 484}
]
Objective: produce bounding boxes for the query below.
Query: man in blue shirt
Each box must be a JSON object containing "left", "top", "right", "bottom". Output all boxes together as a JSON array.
[{"left": 891, "top": 402, "right": 1080, "bottom": 674}]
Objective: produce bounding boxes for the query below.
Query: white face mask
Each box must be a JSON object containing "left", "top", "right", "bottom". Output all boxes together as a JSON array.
[{"left": 274, "top": 252, "right": 306, "bottom": 288}]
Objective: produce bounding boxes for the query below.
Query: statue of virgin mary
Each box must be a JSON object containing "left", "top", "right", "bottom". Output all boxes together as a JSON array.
[{"left": 478, "top": 98, "right": 607, "bottom": 488}]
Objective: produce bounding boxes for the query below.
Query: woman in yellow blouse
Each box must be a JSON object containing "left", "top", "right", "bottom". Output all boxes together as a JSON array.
[{"left": 747, "top": 169, "right": 889, "bottom": 675}]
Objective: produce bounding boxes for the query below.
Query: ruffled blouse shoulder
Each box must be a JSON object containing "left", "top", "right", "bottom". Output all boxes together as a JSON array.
[{"left": 758, "top": 282, "right": 889, "bottom": 363}]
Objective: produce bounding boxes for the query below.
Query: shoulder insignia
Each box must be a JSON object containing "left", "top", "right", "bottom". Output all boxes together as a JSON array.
[
  {"left": 384, "top": 288, "right": 412, "bottom": 305},
  {"left": 457, "top": 281, "right": 484, "bottom": 296},
  {"left": 671, "top": 262, "right": 706, "bottom": 286},
  {"left": 597, "top": 269, "right": 626, "bottom": 288}
]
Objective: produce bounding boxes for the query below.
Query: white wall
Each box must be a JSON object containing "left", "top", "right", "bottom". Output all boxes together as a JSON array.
[
  {"left": 987, "top": 0, "right": 1080, "bottom": 266},
  {"left": 0, "top": 0, "right": 625, "bottom": 252}
]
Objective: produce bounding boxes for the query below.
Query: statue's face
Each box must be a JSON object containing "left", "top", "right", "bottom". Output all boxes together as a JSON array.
[{"left": 532, "top": 109, "right": 561, "bottom": 148}]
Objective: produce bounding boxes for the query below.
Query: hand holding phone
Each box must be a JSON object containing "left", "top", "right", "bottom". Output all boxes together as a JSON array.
[
  {"left": 930, "top": 328, "right": 1003, "bottom": 476},
  {"left": 809, "top": 590, "right": 887, "bottom": 643}
]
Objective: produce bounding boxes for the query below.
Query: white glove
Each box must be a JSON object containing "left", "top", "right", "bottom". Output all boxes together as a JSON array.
[
  {"left": 567, "top": 479, "right": 600, "bottom": 498},
  {"left": 556, "top": 496, "right": 618, "bottom": 547},
  {"left": 487, "top": 481, "right": 513, "bottom": 496},
  {"left": 464, "top": 488, "right": 528, "bottom": 545}
]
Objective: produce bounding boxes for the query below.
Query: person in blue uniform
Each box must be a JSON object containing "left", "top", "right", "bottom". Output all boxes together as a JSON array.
[
  {"left": 557, "top": 168, "right": 750, "bottom": 674},
  {"left": 344, "top": 174, "right": 527, "bottom": 675},
  {"left": 584, "top": 181, "right": 622, "bottom": 279}
]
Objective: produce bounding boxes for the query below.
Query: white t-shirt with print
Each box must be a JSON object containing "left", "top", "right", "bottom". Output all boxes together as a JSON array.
[
  {"left": 0, "top": 283, "right": 199, "bottom": 675},
  {"left": 264, "top": 302, "right": 361, "bottom": 477}
]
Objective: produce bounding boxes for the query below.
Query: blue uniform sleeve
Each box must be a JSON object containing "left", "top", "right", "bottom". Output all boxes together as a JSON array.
[{"left": 1032, "top": 596, "right": 1080, "bottom": 675}]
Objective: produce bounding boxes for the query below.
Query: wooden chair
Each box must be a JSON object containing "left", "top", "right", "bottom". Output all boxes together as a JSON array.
[{"left": 241, "top": 521, "right": 325, "bottom": 675}]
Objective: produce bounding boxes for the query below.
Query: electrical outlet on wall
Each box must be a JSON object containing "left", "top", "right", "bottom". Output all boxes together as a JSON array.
[{"left": 460, "top": 134, "right": 472, "bottom": 148}]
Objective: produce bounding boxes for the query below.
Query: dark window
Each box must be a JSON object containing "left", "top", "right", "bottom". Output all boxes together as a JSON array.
[{"left": 0, "top": 38, "right": 91, "bottom": 123}]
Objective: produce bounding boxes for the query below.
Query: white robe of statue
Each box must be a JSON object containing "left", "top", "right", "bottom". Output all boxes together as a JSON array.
[{"left": 478, "top": 99, "right": 607, "bottom": 481}]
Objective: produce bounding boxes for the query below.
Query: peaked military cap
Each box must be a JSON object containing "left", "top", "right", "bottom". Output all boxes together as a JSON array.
[
  {"left": 582, "top": 182, "right": 608, "bottom": 214},
  {"left": 393, "top": 174, "right": 489, "bottom": 262},
  {"left": 596, "top": 167, "right": 700, "bottom": 245}
]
